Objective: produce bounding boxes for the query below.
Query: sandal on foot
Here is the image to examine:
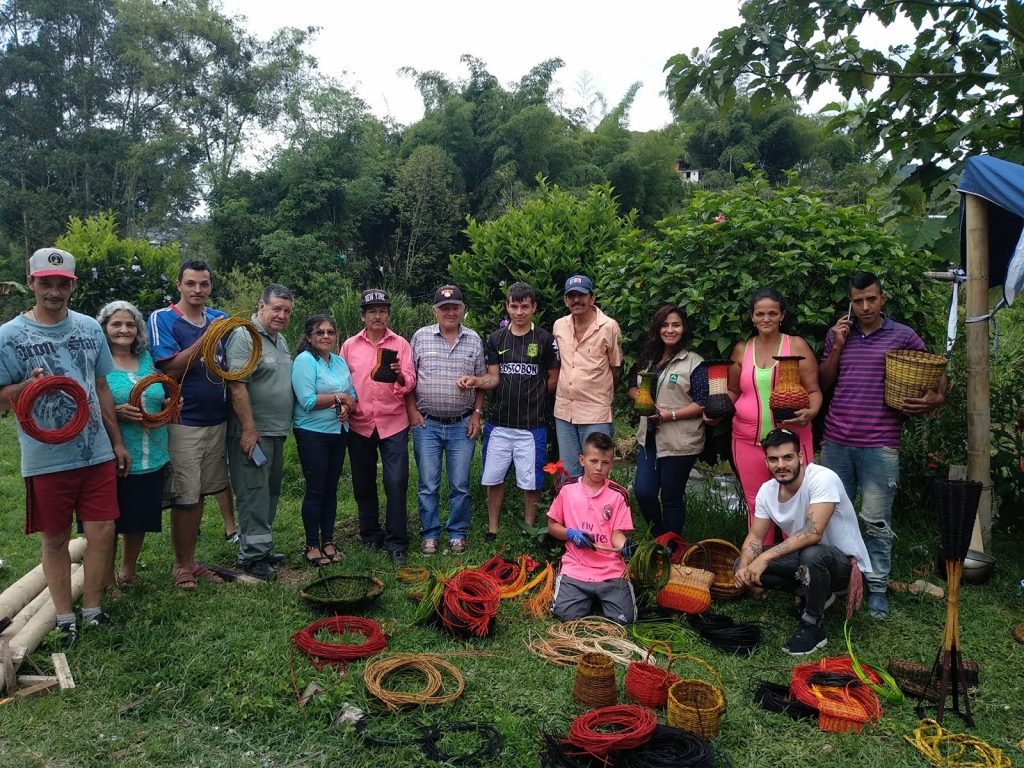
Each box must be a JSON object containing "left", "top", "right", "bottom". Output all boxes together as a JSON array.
[
  {"left": 192, "top": 565, "right": 226, "bottom": 584},
  {"left": 173, "top": 567, "right": 198, "bottom": 590},
  {"left": 321, "top": 541, "right": 341, "bottom": 563},
  {"left": 304, "top": 546, "right": 330, "bottom": 566},
  {"left": 116, "top": 574, "right": 142, "bottom": 588}
]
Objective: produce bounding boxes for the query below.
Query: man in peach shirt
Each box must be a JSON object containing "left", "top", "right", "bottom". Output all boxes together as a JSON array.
[
  {"left": 340, "top": 289, "right": 417, "bottom": 565},
  {"left": 552, "top": 275, "right": 623, "bottom": 478}
]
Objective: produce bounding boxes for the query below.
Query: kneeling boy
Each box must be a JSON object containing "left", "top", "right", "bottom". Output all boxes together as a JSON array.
[{"left": 547, "top": 432, "right": 635, "bottom": 625}]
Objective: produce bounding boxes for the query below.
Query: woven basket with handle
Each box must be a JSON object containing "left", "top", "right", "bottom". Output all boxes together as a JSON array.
[{"left": 666, "top": 654, "right": 726, "bottom": 739}]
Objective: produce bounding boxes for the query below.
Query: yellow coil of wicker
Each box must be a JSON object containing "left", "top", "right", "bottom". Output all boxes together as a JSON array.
[
  {"left": 666, "top": 655, "right": 726, "bottom": 739},
  {"left": 883, "top": 349, "right": 947, "bottom": 410}
]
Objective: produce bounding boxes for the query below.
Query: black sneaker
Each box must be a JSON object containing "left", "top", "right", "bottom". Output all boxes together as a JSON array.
[
  {"left": 264, "top": 552, "right": 286, "bottom": 566},
  {"left": 56, "top": 621, "right": 78, "bottom": 648},
  {"left": 241, "top": 559, "right": 277, "bottom": 581},
  {"left": 363, "top": 541, "right": 382, "bottom": 552},
  {"left": 389, "top": 551, "right": 407, "bottom": 566},
  {"left": 83, "top": 611, "right": 112, "bottom": 627},
  {"left": 783, "top": 620, "right": 827, "bottom": 656}
]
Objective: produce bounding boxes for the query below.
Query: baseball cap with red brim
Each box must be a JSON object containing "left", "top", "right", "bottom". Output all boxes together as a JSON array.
[{"left": 29, "top": 248, "right": 78, "bottom": 280}]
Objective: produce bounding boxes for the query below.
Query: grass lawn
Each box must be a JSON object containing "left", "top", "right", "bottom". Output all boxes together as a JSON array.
[{"left": 1, "top": 414, "right": 1022, "bottom": 768}]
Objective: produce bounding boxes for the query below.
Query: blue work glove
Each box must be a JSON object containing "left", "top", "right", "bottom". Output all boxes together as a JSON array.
[
  {"left": 620, "top": 537, "right": 636, "bottom": 561},
  {"left": 566, "top": 528, "right": 596, "bottom": 549}
]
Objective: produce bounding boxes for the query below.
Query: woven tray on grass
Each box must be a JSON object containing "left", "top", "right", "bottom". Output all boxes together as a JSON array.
[
  {"left": 887, "top": 659, "right": 979, "bottom": 702},
  {"left": 300, "top": 573, "right": 384, "bottom": 612}
]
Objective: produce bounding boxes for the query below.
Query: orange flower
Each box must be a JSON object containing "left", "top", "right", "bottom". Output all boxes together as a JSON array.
[{"left": 543, "top": 460, "right": 565, "bottom": 475}]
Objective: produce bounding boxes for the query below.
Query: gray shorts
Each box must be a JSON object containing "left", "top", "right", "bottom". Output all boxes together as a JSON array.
[{"left": 551, "top": 573, "right": 636, "bottom": 625}]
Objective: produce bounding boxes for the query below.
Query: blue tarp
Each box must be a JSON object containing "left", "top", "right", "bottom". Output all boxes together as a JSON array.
[{"left": 958, "top": 155, "right": 1024, "bottom": 306}]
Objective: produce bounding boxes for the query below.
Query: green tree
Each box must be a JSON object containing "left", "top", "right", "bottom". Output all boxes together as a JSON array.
[
  {"left": 665, "top": 0, "right": 1024, "bottom": 216},
  {"left": 596, "top": 173, "right": 945, "bottom": 369},
  {"left": 450, "top": 178, "right": 645, "bottom": 333}
]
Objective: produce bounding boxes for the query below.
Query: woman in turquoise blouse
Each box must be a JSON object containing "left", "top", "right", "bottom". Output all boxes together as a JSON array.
[
  {"left": 291, "top": 314, "right": 357, "bottom": 565},
  {"left": 97, "top": 301, "right": 170, "bottom": 587}
]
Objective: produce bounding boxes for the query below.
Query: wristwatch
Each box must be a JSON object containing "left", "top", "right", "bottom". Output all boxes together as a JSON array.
[{"left": 473, "top": 408, "right": 483, "bottom": 415}]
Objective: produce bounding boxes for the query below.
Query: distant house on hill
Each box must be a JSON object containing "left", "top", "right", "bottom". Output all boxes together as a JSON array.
[{"left": 673, "top": 160, "right": 700, "bottom": 183}]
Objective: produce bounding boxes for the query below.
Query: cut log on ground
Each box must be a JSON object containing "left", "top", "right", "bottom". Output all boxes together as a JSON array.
[
  {"left": 1, "top": 564, "right": 83, "bottom": 641},
  {"left": 0, "top": 538, "right": 88, "bottom": 623}
]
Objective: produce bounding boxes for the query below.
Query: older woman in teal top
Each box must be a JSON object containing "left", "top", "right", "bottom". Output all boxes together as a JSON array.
[
  {"left": 291, "top": 314, "right": 357, "bottom": 565},
  {"left": 97, "top": 300, "right": 170, "bottom": 587}
]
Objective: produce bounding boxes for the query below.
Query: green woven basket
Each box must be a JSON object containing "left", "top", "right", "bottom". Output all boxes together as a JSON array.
[{"left": 299, "top": 574, "right": 384, "bottom": 612}]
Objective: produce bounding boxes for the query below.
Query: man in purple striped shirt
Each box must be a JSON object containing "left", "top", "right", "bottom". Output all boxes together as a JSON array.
[{"left": 819, "top": 272, "right": 946, "bottom": 619}]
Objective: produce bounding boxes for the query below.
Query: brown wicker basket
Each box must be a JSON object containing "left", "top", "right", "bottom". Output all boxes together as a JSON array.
[
  {"left": 1013, "top": 623, "right": 1024, "bottom": 644},
  {"left": 883, "top": 349, "right": 947, "bottom": 410},
  {"left": 666, "top": 655, "right": 726, "bottom": 739},
  {"left": 682, "top": 539, "right": 743, "bottom": 600},
  {"left": 572, "top": 652, "right": 617, "bottom": 709},
  {"left": 668, "top": 564, "right": 715, "bottom": 590},
  {"left": 887, "top": 659, "right": 979, "bottom": 702}
]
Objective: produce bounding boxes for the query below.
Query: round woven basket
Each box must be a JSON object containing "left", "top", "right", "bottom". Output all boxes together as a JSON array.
[
  {"left": 625, "top": 643, "right": 680, "bottom": 709},
  {"left": 299, "top": 574, "right": 384, "bottom": 612},
  {"left": 682, "top": 539, "right": 743, "bottom": 600},
  {"left": 666, "top": 655, "right": 726, "bottom": 739},
  {"left": 572, "top": 652, "right": 617, "bottom": 709},
  {"left": 656, "top": 582, "right": 711, "bottom": 614},
  {"left": 1013, "top": 623, "right": 1024, "bottom": 644},
  {"left": 883, "top": 349, "right": 947, "bottom": 410}
]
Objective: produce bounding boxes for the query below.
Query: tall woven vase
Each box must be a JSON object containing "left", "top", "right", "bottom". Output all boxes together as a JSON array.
[
  {"left": 701, "top": 360, "right": 734, "bottom": 420},
  {"left": 769, "top": 355, "right": 809, "bottom": 423},
  {"left": 921, "top": 479, "right": 982, "bottom": 726},
  {"left": 634, "top": 371, "right": 658, "bottom": 417}
]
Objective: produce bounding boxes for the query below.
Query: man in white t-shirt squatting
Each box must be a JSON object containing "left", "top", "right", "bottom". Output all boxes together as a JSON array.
[{"left": 735, "top": 428, "right": 871, "bottom": 656}]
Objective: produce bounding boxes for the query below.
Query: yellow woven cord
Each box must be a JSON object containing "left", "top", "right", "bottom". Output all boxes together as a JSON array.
[
  {"left": 185, "top": 316, "right": 261, "bottom": 382},
  {"left": 905, "top": 719, "right": 1011, "bottom": 768}
]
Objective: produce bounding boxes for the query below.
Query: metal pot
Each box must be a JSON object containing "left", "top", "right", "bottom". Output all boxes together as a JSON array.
[{"left": 935, "top": 549, "right": 996, "bottom": 585}]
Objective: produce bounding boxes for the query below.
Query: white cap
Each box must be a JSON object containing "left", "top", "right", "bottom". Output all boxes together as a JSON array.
[{"left": 29, "top": 248, "right": 77, "bottom": 280}]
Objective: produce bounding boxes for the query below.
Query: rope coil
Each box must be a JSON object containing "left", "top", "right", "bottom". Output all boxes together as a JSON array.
[
  {"left": 185, "top": 316, "right": 261, "bottom": 381},
  {"left": 13, "top": 375, "right": 91, "bottom": 444},
  {"left": 439, "top": 569, "right": 501, "bottom": 637},
  {"left": 128, "top": 373, "right": 181, "bottom": 427},
  {"left": 566, "top": 704, "right": 657, "bottom": 757},
  {"left": 363, "top": 654, "right": 465, "bottom": 711},
  {"left": 291, "top": 616, "right": 387, "bottom": 668}
]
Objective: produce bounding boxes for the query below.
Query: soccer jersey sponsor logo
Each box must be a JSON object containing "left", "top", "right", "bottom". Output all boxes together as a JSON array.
[
  {"left": 499, "top": 361, "right": 539, "bottom": 376},
  {"left": 527, "top": 342, "right": 538, "bottom": 358}
]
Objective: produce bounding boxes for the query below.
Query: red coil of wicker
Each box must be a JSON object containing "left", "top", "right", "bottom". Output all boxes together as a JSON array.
[
  {"left": 656, "top": 582, "right": 712, "bottom": 615},
  {"left": 790, "top": 656, "right": 883, "bottom": 734},
  {"left": 438, "top": 569, "right": 501, "bottom": 637},
  {"left": 566, "top": 704, "right": 658, "bottom": 757},
  {"left": 682, "top": 539, "right": 743, "bottom": 600},
  {"left": 625, "top": 642, "right": 681, "bottom": 709},
  {"left": 572, "top": 652, "right": 618, "bottom": 709}
]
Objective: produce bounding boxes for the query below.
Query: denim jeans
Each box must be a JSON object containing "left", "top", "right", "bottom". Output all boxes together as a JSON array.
[
  {"left": 818, "top": 440, "right": 900, "bottom": 593},
  {"left": 349, "top": 427, "right": 409, "bottom": 553},
  {"left": 757, "top": 543, "right": 852, "bottom": 622},
  {"left": 412, "top": 417, "right": 477, "bottom": 541},
  {"left": 554, "top": 418, "right": 612, "bottom": 478},
  {"left": 633, "top": 433, "right": 698, "bottom": 537},
  {"left": 293, "top": 428, "right": 347, "bottom": 549}
]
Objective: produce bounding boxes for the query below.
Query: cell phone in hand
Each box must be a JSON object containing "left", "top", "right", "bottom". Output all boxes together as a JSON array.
[{"left": 251, "top": 442, "right": 269, "bottom": 467}]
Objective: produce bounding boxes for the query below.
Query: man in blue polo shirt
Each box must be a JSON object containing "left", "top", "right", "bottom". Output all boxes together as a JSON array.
[
  {"left": 819, "top": 272, "right": 946, "bottom": 619},
  {"left": 148, "top": 260, "right": 236, "bottom": 590}
]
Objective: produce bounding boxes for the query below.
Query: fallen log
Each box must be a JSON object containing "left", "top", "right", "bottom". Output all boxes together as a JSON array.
[
  {"left": 0, "top": 538, "right": 88, "bottom": 622},
  {"left": 1, "top": 564, "right": 83, "bottom": 641}
]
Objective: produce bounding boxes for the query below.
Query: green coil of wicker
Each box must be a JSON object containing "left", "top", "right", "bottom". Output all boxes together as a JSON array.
[
  {"left": 299, "top": 573, "right": 384, "bottom": 612},
  {"left": 682, "top": 539, "right": 743, "bottom": 600},
  {"left": 883, "top": 349, "right": 947, "bottom": 411}
]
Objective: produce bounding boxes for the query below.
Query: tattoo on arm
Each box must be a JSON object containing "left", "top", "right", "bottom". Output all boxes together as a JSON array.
[
  {"left": 480, "top": 376, "right": 495, "bottom": 387},
  {"left": 799, "top": 516, "right": 821, "bottom": 537},
  {"left": 744, "top": 542, "right": 763, "bottom": 558}
]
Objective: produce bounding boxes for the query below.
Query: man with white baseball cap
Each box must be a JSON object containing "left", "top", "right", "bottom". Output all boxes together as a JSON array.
[{"left": 0, "top": 247, "right": 130, "bottom": 646}]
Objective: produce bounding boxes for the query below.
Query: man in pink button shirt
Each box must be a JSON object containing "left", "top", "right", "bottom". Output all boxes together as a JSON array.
[
  {"left": 340, "top": 289, "right": 416, "bottom": 564},
  {"left": 552, "top": 275, "right": 623, "bottom": 478}
]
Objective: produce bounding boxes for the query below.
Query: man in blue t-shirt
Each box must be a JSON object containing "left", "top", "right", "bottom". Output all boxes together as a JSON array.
[
  {"left": 148, "top": 260, "right": 235, "bottom": 590},
  {"left": 0, "top": 248, "right": 130, "bottom": 645}
]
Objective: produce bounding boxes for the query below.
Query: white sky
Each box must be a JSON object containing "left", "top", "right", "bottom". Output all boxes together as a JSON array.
[{"left": 219, "top": 0, "right": 747, "bottom": 132}]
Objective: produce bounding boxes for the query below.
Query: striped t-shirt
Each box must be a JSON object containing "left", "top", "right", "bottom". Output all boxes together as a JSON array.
[{"left": 822, "top": 317, "right": 926, "bottom": 449}]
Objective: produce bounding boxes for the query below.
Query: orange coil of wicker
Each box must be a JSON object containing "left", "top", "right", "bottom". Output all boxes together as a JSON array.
[
  {"left": 884, "top": 349, "right": 947, "bottom": 410},
  {"left": 656, "top": 582, "right": 712, "bottom": 615},
  {"left": 682, "top": 539, "right": 743, "bottom": 600},
  {"left": 129, "top": 373, "right": 181, "bottom": 428},
  {"left": 572, "top": 652, "right": 617, "bottom": 709},
  {"left": 625, "top": 642, "right": 681, "bottom": 709},
  {"left": 812, "top": 684, "right": 882, "bottom": 734},
  {"left": 666, "top": 655, "right": 726, "bottom": 739}
]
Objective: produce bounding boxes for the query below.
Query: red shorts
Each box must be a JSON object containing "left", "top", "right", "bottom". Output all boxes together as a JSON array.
[{"left": 25, "top": 461, "right": 120, "bottom": 535}]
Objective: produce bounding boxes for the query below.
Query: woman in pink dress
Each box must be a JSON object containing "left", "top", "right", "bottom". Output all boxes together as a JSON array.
[{"left": 728, "top": 288, "right": 822, "bottom": 540}]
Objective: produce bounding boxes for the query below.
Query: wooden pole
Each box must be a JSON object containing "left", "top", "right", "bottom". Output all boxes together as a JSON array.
[
  {"left": 0, "top": 538, "right": 88, "bottom": 621},
  {"left": 0, "top": 564, "right": 83, "bottom": 641},
  {"left": 964, "top": 194, "right": 992, "bottom": 549}
]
